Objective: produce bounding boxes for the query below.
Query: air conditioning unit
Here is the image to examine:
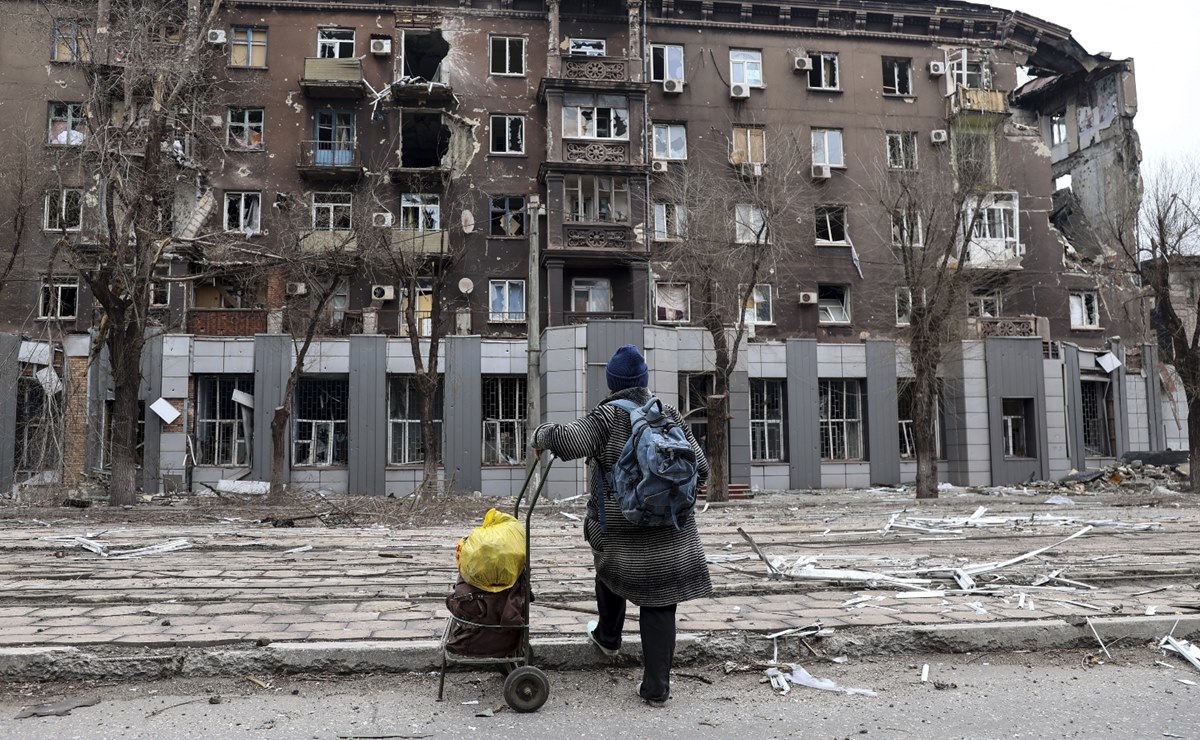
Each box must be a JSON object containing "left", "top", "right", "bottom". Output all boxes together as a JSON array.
[
  {"left": 372, "top": 211, "right": 394, "bottom": 227},
  {"left": 930, "top": 129, "right": 949, "bottom": 144},
  {"left": 370, "top": 38, "right": 392, "bottom": 56},
  {"left": 928, "top": 60, "right": 946, "bottom": 77},
  {"left": 204, "top": 114, "right": 224, "bottom": 128},
  {"left": 371, "top": 284, "right": 395, "bottom": 301},
  {"left": 811, "top": 164, "right": 832, "bottom": 180},
  {"left": 651, "top": 160, "right": 669, "bottom": 173},
  {"left": 730, "top": 82, "right": 751, "bottom": 100},
  {"left": 798, "top": 291, "right": 818, "bottom": 305},
  {"left": 206, "top": 29, "right": 226, "bottom": 45},
  {"left": 662, "top": 79, "right": 684, "bottom": 94},
  {"left": 738, "top": 162, "right": 763, "bottom": 179},
  {"left": 286, "top": 282, "right": 307, "bottom": 296},
  {"left": 793, "top": 56, "right": 813, "bottom": 73}
]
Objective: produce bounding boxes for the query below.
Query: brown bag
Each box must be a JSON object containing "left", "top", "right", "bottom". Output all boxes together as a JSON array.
[{"left": 444, "top": 574, "right": 527, "bottom": 658}]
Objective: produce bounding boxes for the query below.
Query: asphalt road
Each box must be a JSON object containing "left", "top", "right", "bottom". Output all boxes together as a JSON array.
[{"left": 4, "top": 648, "right": 1198, "bottom": 739}]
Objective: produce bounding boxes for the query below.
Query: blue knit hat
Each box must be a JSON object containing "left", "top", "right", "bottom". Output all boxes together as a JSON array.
[{"left": 606, "top": 344, "right": 649, "bottom": 391}]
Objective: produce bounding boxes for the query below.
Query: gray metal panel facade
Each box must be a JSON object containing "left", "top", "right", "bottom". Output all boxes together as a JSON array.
[
  {"left": 728, "top": 370, "right": 750, "bottom": 484},
  {"left": 1143, "top": 343, "right": 1165, "bottom": 451},
  {"left": 865, "top": 340, "right": 900, "bottom": 485},
  {"left": 348, "top": 335, "right": 386, "bottom": 495},
  {"left": 0, "top": 334, "right": 19, "bottom": 493},
  {"left": 786, "top": 339, "right": 820, "bottom": 489},
  {"left": 984, "top": 337, "right": 1049, "bottom": 484},
  {"left": 444, "top": 335, "right": 482, "bottom": 494},
  {"left": 251, "top": 335, "right": 291, "bottom": 482},
  {"left": 1063, "top": 345, "right": 1086, "bottom": 471},
  {"left": 139, "top": 336, "right": 163, "bottom": 493},
  {"left": 1110, "top": 339, "right": 1128, "bottom": 456},
  {"left": 585, "top": 320, "right": 645, "bottom": 409}
]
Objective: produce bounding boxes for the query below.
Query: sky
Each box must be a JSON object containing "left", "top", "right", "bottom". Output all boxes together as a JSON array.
[{"left": 986, "top": 0, "right": 1200, "bottom": 170}]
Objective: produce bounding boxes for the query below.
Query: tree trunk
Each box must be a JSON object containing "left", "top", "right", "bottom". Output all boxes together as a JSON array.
[
  {"left": 418, "top": 371, "right": 440, "bottom": 500},
  {"left": 268, "top": 406, "right": 290, "bottom": 504},
  {"left": 706, "top": 364, "right": 731, "bottom": 503},
  {"left": 912, "top": 372, "right": 940, "bottom": 500},
  {"left": 1187, "top": 391, "right": 1200, "bottom": 493},
  {"left": 106, "top": 323, "right": 144, "bottom": 506}
]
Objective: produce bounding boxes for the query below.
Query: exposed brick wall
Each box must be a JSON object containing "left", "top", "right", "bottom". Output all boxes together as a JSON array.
[
  {"left": 188, "top": 309, "right": 267, "bottom": 336},
  {"left": 61, "top": 355, "right": 90, "bottom": 487}
]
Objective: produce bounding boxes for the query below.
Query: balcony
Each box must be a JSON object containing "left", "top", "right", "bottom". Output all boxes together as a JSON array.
[
  {"left": 188, "top": 309, "right": 267, "bottom": 337},
  {"left": 948, "top": 87, "right": 1009, "bottom": 116},
  {"left": 300, "top": 58, "right": 366, "bottom": 98},
  {"left": 965, "top": 315, "right": 1049, "bottom": 340},
  {"left": 565, "top": 311, "right": 634, "bottom": 325},
  {"left": 297, "top": 141, "right": 363, "bottom": 181},
  {"left": 558, "top": 223, "right": 634, "bottom": 251},
  {"left": 391, "top": 76, "right": 455, "bottom": 106},
  {"left": 299, "top": 229, "right": 357, "bottom": 254},
  {"left": 563, "top": 140, "right": 630, "bottom": 165},
  {"left": 389, "top": 228, "right": 448, "bottom": 256},
  {"left": 563, "top": 56, "right": 630, "bottom": 83}
]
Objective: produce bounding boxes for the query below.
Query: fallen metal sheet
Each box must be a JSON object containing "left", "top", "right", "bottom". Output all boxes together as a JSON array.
[
  {"left": 1160, "top": 636, "right": 1200, "bottom": 673},
  {"left": 961, "top": 526, "right": 1093, "bottom": 577},
  {"left": 15, "top": 695, "right": 99, "bottom": 719},
  {"left": 108, "top": 539, "right": 192, "bottom": 559},
  {"left": 737, "top": 527, "right": 781, "bottom": 576},
  {"left": 765, "top": 663, "right": 876, "bottom": 697},
  {"left": 785, "top": 564, "right": 931, "bottom": 588}
]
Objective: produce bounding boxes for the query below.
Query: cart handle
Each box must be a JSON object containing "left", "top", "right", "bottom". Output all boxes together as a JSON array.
[{"left": 514, "top": 452, "right": 555, "bottom": 523}]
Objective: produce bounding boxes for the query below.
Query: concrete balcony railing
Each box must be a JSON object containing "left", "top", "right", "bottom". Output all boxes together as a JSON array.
[
  {"left": 965, "top": 315, "right": 1049, "bottom": 340},
  {"left": 299, "top": 229, "right": 357, "bottom": 253},
  {"left": 188, "top": 308, "right": 267, "bottom": 336},
  {"left": 300, "top": 58, "right": 366, "bottom": 98},
  {"left": 389, "top": 228, "right": 447, "bottom": 256},
  {"left": 565, "top": 311, "right": 634, "bottom": 325},
  {"left": 949, "top": 87, "right": 1009, "bottom": 116},
  {"left": 297, "top": 140, "right": 363, "bottom": 181},
  {"left": 562, "top": 140, "right": 629, "bottom": 165},
  {"left": 562, "top": 56, "right": 629, "bottom": 83},
  {"left": 558, "top": 223, "right": 633, "bottom": 251}
]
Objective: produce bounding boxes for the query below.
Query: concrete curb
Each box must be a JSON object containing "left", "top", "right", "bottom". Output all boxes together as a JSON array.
[{"left": 1, "top": 617, "right": 1197, "bottom": 683}]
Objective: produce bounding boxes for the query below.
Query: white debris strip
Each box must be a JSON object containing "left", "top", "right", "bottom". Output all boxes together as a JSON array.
[
  {"left": 765, "top": 663, "right": 876, "bottom": 697},
  {"left": 283, "top": 545, "right": 313, "bottom": 555},
  {"left": 920, "top": 664, "right": 930, "bottom": 682},
  {"left": 1160, "top": 636, "right": 1200, "bottom": 673}
]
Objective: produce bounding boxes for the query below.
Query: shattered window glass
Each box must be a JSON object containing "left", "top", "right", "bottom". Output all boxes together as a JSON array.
[
  {"left": 490, "top": 196, "right": 526, "bottom": 237},
  {"left": 227, "top": 108, "right": 264, "bottom": 150},
  {"left": 223, "top": 191, "right": 262, "bottom": 234},
  {"left": 482, "top": 377, "right": 526, "bottom": 465},
  {"left": 650, "top": 44, "right": 685, "bottom": 82},
  {"left": 196, "top": 375, "right": 253, "bottom": 466},
  {"left": 653, "top": 123, "right": 687, "bottom": 160},
  {"left": 489, "top": 279, "right": 525, "bottom": 322},
  {"left": 317, "top": 29, "right": 355, "bottom": 59},
  {"left": 293, "top": 378, "right": 350, "bottom": 466},
  {"left": 389, "top": 375, "right": 443, "bottom": 465},
  {"left": 490, "top": 36, "right": 525, "bottom": 75},
  {"left": 400, "top": 194, "right": 440, "bottom": 232},
  {"left": 819, "top": 380, "right": 863, "bottom": 460},
  {"left": 882, "top": 57, "right": 913, "bottom": 95},
  {"left": 48, "top": 102, "right": 86, "bottom": 145},
  {"left": 563, "top": 97, "right": 629, "bottom": 141},
  {"left": 750, "top": 379, "right": 785, "bottom": 462},
  {"left": 490, "top": 115, "right": 525, "bottom": 154}
]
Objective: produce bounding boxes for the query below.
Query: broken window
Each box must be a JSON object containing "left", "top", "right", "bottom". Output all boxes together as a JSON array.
[
  {"left": 1050, "top": 111, "right": 1068, "bottom": 147},
  {"left": 317, "top": 28, "right": 355, "bottom": 59},
  {"left": 967, "top": 290, "right": 1001, "bottom": 318},
  {"left": 891, "top": 209, "right": 923, "bottom": 246},
  {"left": 398, "top": 278, "right": 432, "bottom": 336},
  {"left": 565, "top": 175, "right": 630, "bottom": 223},
  {"left": 490, "top": 196, "right": 526, "bottom": 237},
  {"left": 815, "top": 205, "right": 848, "bottom": 244},
  {"left": 650, "top": 44, "right": 684, "bottom": 82},
  {"left": 51, "top": 19, "right": 91, "bottom": 62},
  {"left": 743, "top": 284, "right": 773, "bottom": 325},
  {"left": 489, "top": 279, "right": 525, "bottom": 323},
  {"left": 490, "top": 35, "right": 525, "bottom": 76},
  {"left": 223, "top": 191, "right": 262, "bottom": 235},
  {"left": 680, "top": 373, "right": 713, "bottom": 450},
  {"left": 1001, "top": 398, "right": 1032, "bottom": 458},
  {"left": 312, "top": 192, "right": 353, "bottom": 230},
  {"left": 15, "top": 376, "right": 62, "bottom": 474},
  {"left": 482, "top": 376, "right": 526, "bottom": 465},
  {"left": 48, "top": 103, "right": 86, "bottom": 145},
  {"left": 653, "top": 123, "right": 687, "bottom": 160},
  {"left": 653, "top": 202, "right": 686, "bottom": 241},
  {"left": 1080, "top": 380, "right": 1113, "bottom": 457},
  {"left": 820, "top": 379, "right": 863, "bottom": 460},
  {"left": 100, "top": 400, "right": 145, "bottom": 471},
  {"left": 230, "top": 26, "right": 267, "bottom": 67},
  {"left": 400, "top": 112, "right": 450, "bottom": 168},
  {"left": 401, "top": 30, "right": 448, "bottom": 82},
  {"left": 818, "top": 284, "right": 850, "bottom": 324},
  {"left": 389, "top": 375, "right": 443, "bottom": 465},
  {"left": 730, "top": 126, "right": 766, "bottom": 165},
  {"left": 563, "top": 94, "right": 629, "bottom": 140},
  {"left": 886, "top": 131, "right": 916, "bottom": 169},
  {"left": 195, "top": 375, "right": 252, "bottom": 466},
  {"left": 399, "top": 194, "right": 440, "bottom": 232},
  {"left": 964, "top": 192, "right": 1020, "bottom": 260},
  {"left": 227, "top": 108, "right": 264, "bottom": 150},
  {"left": 750, "top": 378, "right": 785, "bottom": 462},
  {"left": 44, "top": 189, "right": 83, "bottom": 232},
  {"left": 734, "top": 204, "right": 768, "bottom": 244},
  {"left": 654, "top": 282, "right": 690, "bottom": 324},
  {"left": 895, "top": 288, "right": 912, "bottom": 326},
  {"left": 897, "top": 381, "right": 944, "bottom": 460},
  {"left": 1070, "top": 291, "right": 1100, "bottom": 329},
  {"left": 812, "top": 128, "right": 844, "bottom": 167},
  {"left": 882, "top": 57, "right": 913, "bottom": 96},
  {"left": 730, "top": 49, "right": 763, "bottom": 87},
  {"left": 314, "top": 110, "right": 355, "bottom": 165},
  {"left": 572, "top": 278, "right": 612, "bottom": 313},
  {"left": 568, "top": 38, "right": 606, "bottom": 56},
  {"left": 150, "top": 265, "right": 171, "bottom": 308},
  {"left": 292, "top": 377, "right": 349, "bottom": 467},
  {"left": 490, "top": 115, "right": 525, "bottom": 155},
  {"left": 948, "top": 49, "right": 985, "bottom": 90},
  {"left": 194, "top": 273, "right": 265, "bottom": 309},
  {"left": 807, "top": 52, "right": 839, "bottom": 90}
]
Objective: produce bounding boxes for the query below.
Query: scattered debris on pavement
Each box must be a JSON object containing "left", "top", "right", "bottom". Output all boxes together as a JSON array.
[
  {"left": 1160, "top": 635, "right": 1200, "bottom": 672},
  {"left": 14, "top": 695, "right": 99, "bottom": 719},
  {"left": 764, "top": 663, "right": 876, "bottom": 697}
]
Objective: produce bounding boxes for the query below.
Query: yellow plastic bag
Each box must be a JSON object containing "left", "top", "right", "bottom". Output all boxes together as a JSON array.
[{"left": 455, "top": 508, "right": 526, "bottom": 593}]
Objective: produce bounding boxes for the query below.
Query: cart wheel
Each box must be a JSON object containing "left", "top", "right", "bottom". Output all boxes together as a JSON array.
[{"left": 503, "top": 666, "right": 550, "bottom": 713}]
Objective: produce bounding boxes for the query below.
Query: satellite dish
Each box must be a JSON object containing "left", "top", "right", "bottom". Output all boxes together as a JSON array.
[
  {"left": 461, "top": 210, "right": 475, "bottom": 234},
  {"left": 458, "top": 278, "right": 474, "bottom": 295}
]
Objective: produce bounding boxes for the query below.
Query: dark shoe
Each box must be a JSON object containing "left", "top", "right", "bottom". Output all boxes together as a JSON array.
[
  {"left": 636, "top": 681, "right": 669, "bottom": 708},
  {"left": 586, "top": 620, "right": 620, "bottom": 658}
]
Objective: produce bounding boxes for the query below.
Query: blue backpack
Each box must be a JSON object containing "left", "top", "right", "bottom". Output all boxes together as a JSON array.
[{"left": 596, "top": 397, "right": 699, "bottom": 530}]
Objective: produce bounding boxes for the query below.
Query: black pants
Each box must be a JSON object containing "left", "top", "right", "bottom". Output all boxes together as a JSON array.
[{"left": 593, "top": 577, "right": 676, "bottom": 702}]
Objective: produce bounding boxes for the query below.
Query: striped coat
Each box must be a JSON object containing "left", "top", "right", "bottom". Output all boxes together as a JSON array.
[{"left": 532, "top": 387, "right": 712, "bottom": 607}]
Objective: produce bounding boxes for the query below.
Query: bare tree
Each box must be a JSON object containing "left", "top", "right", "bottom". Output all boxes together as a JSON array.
[
  {"left": 868, "top": 119, "right": 1011, "bottom": 499},
  {"left": 654, "top": 130, "right": 815, "bottom": 501},
  {"left": 1113, "top": 159, "right": 1200, "bottom": 489},
  {"left": 0, "top": 132, "right": 49, "bottom": 304}
]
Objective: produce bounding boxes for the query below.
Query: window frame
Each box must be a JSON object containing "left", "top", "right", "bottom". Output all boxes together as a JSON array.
[
  {"left": 316, "top": 28, "right": 355, "bottom": 59},
  {"left": 654, "top": 282, "right": 691, "bottom": 324},
  {"left": 489, "top": 196, "right": 526, "bottom": 237},
  {"left": 967, "top": 290, "right": 1002, "bottom": 318},
  {"left": 729, "top": 48, "right": 764, "bottom": 87},
  {"left": 195, "top": 375, "right": 253, "bottom": 467},
  {"left": 311, "top": 191, "right": 353, "bottom": 230},
  {"left": 1001, "top": 398, "right": 1033, "bottom": 458},
  {"left": 890, "top": 209, "right": 924, "bottom": 247},
  {"left": 489, "top": 279, "right": 526, "bottom": 323},
  {"left": 963, "top": 192, "right": 1021, "bottom": 260},
  {"left": 292, "top": 377, "right": 350, "bottom": 467},
  {"left": 734, "top": 204, "right": 769, "bottom": 244},
  {"left": 653, "top": 202, "right": 686, "bottom": 241},
  {"left": 567, "top": 38, "right": 606, "bottom": 56},
  {"left": 814, "top": 205, "right": 849, "bottom": 245},
  {"left": 47, "top": 102, "right": 86, "bottom": 146},
  {"left": 39, "top": 277, "right": 79, "bottom": 320},
  {"left": 571, "top": 278, "right": 613, "bottom": 314},
  {"left": 1069, "top": 291, "right": 1101, "bottom": 329},
  {"left": 227, "top": 107, "right": 265, "bottom": 150},
  {"left": 948, "top": 48, "right": 986, "bottom": 90},
  {"left": 44, "top": 188, "right": 83, "bottom": 232},
  {"left": 399, "top": 194, "right": 441, "bottom": 232},
  {"left": 817, "top": 284, "right": 851, "bottom": 324},
  {"left": 388, "top": 375, "right": 443, "bottom": 466},
  {"left": 489, "top": 114, "right": 525, "bottom": 155},
  {"left": 730, "top": 125, "right": 766, "bottom": 165},
  {"left": 650, "top": 43, "right": 685, "bottom": 83},
  {"left": 1050, "top": 111, "right": 1068, "bottom": 147},
  {"left": 489, "top": 35, "right": 526, "bottom": 76},
  {"left": 743, "top": 283, "right": 774, "bottom": 325},
  {"left": 229, "top": 26, "right": 267, "bottom": 67},
  {"left": 564, "top": 175, "right": 631, "bottom": 223},
  {"left": 811, "top": 128, "right": 844, "bottom": 168},
  {"left": 882, "top": 57, "right": 913, "bottom": 96},
  {"left": 223, "top": 191, "right": 262, "bottom": 234},
  {"left": 652, "top": 122, "right": 688, "bottom": 160},
  {"left": 750, "top": 378, "right": 786, "bottom": 462},
  {"left": 807, "top": 52, "right": 840, "bottom": 91},
  {"left": 886, "top": 131, "right": 917, "bottom": 170},
  {"left": 51, "top": 19, "right": 91, "bottom": 62},
  {"left": 563, "top": 102, "right": 630, "bottom": 141},
  {"left": 482, "top": 376, "right": 527, "bottom": 466},
  {"left": 895, "top": 287, "right": 912, "bottom": 326},
  {"left": 819, "top": 379, "right": 864, "bottom": 461}
]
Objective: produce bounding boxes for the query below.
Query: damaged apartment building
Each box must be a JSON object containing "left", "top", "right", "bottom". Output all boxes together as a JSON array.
[{"left": 0, "top": 0, "right": 1172, "bottom": 498}]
